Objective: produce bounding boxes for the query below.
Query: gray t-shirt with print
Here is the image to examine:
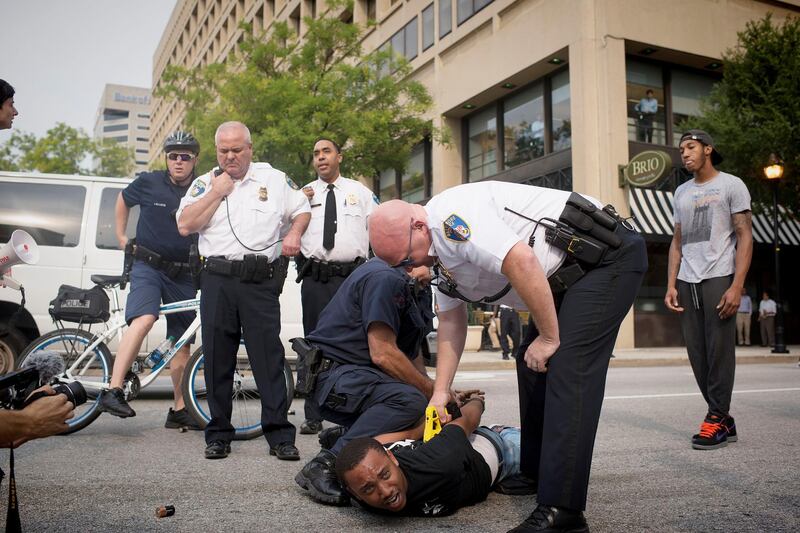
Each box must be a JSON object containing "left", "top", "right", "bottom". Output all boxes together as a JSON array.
[{"left": 673, "top": 172, "right": 751, "bottom": 283}]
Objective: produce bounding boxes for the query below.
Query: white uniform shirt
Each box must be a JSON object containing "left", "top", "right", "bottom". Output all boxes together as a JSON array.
[
  {"left": 300, "top": 176, "right": 376, "bottom": 262},
  {"left": 425, "top": 181, "right": 601, "bottom": 313},
  {"left": 176, "top": 162, "right": 310, "bottom": 261}
]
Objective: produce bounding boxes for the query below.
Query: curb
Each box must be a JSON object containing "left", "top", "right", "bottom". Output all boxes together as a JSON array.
[{"left": 451, "top": 354, "right": 797, "bottom": 371}]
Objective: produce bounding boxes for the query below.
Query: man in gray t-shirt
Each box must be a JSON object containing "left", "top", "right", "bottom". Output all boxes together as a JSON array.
[{"left": 665, "top": 130, "right": 753, "bottom": 451}]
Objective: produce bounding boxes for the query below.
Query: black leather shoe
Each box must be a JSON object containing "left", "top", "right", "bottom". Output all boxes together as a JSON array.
[
  {"left": 295, "top": 450, "right": 350, "bottom": 506},
  {"left": 204, "top": 440, "right": 231, "bottom": 459},
  {"left": 318, "top": 425, "right": 346, "bottom": 450},
  {"left": 300, "top": 419, "right": 323, "bottom": 435},
  {"left": 270, "top": 442, "right": 300, "bottom": 461},
  {"left": 165, "top": 408, "right": 205, "bottom": 430},
  {"left": 98, "top": 387, "right": 136, "bottom": 418},
  {"left": 508, "top": 504, "right": 589, "bottom": 532}
]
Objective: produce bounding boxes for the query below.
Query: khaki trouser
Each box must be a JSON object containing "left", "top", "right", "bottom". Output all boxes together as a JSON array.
[
  {"left": 760, "top": 315, "right": 775, "bottom": 347},
  {"left": 487, "top": 317, "right": 501, "bottom": 349},
  {"left": 736, "top": 313, "right": 751, "bottom": 345}
]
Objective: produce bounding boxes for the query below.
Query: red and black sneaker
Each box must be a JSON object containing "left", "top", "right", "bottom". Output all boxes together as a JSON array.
[{"left": 691, "top": 414, "right": 729, "bottom": 450}]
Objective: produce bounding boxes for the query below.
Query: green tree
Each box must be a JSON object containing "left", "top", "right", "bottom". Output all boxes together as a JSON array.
[
  {"left": 158, "top": 0, "right": 439, "bottom": 184},
  {"left": 684, "top": 14, "right": 800, "bottom": 210},
  {"left": 0, "top": 122, "right": 134, "bottom": 177}
]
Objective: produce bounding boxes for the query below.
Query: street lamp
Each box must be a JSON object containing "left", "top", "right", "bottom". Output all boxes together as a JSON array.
[{"left": 763, "top": 153, "right": 789, "bottom": 353}]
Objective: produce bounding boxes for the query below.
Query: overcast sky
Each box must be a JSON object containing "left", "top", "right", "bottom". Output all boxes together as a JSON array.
[{"left": 0, "top": 1, "right": 177, "bottom": 144}]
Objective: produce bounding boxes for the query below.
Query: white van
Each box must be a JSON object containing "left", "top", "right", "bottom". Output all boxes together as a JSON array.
[{"left": 0, "top": 170, "right": 303, "bottom": 370}]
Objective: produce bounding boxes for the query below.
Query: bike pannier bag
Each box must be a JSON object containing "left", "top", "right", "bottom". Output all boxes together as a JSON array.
[{"left": 49, "top": 285, "right": 110, "bottom": 324}]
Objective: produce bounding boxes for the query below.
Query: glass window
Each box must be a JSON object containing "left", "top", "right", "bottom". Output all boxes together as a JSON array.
[
  {"left": 467, "top": 106, "right": 497, "bottom": 181},
  {"left": 503, "top": 83, "right": 545, "bottom": 168},
  {"left": 96, "top": 187, "right": 139, "bottom": 250},
  {"left": 422, "top": 4, "right": 434, "bottom": 51},
  {"left": 671, "top": 70, "right": 716, "bottom": 145},
  {"left": 401, "top": 144, "right": 426, "bottom": 203},
  {"left": 404, "top": 18, "right": 418, "bottom": 60},
  {"left": 137, "top": 125, "right": 150, "bottom": 131},
  {"left": 379, "top": 168, "right": 397, "bottom": 202},
  {"left": 103, "top": 123, "right": 128, "bottom": 133},
  {"left": 103, "top": 109, "right": 129, "bottom": 121},
  {"left": 0, "top": 181, "right": 86, "bottom": 247},
  {"left": 111, "top": 135, "right": 128, "bottom": 142},
  {"left": 457, "top": 0, "right": 492, "bottom": 25},
  {"left": 135, "top": 149, "right": 148, "bottom": 154},
  {"left": 391, "top": 29, "right": 404, "bottom": 56},
  {"left": 439, "top": 0, "right": 452, "bottom": 38},
  {"left": 625, "top": 60, "right": 665, "bottom": 144},
  {"left": 136, "top": 137, "right": 149, "bottom": 142},
  {"left": 551, "top": 70, "right": 571, "bottom": 152},
  {"left": 366, "top": 0, "right": 376, "bottom": 20}
]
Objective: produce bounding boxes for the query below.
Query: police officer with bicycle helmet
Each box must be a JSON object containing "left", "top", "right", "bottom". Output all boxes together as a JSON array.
[{"left": 98, "top": 131, "right": 203, "bottom": 430}]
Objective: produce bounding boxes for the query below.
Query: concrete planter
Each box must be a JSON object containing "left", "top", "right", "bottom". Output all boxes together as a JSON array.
[{"left": 464, "top": 325, "right": 484, "bottom": 352}]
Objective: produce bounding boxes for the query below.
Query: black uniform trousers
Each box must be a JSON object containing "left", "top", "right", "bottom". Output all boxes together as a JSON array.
[
  {"left": 313, "top": 363, "right": 427, "bottom": 455},
  {"left": 299, "top": 275, "right": 346, "bottom": 422},
  {"left": 499, "top": 307, "right": 521, "bottom": 357},
  {"left": 516, "top": 226, "right": 647, "bottom": 511},
  {"left": 200, "top": 271, "right": 295, "bottom": 447}
]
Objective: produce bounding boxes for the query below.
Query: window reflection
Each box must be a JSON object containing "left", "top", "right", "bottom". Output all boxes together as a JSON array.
[
  {"left": 626, "top": 60, "right": 665, "bottom": 144},
  {"left": 467, "top": 106, "right": 497, "bottom": 181},
  {"left": 551, "top": 70, "right": 571, "bottom": 152},
  {"left": 504, "top": 83, "right": 544, "bottom": 168},
  {"left": 96, "top": 188, "right": 139, "bottom": 250},
  {"left": 379, "top": 168, "right": 397, "bottom": 202},
  {"left": 0, "top": 182, "right": 86, "bottom": 247},
  {"left": 671, "top": 70, "right": 716, "bottom": 145},
  {"left": 401, "top": 144, "right": 426, "bottom": 203}
]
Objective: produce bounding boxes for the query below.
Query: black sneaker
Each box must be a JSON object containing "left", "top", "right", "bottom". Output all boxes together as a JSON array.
[
  {"left": 295, "top": 450, "right": 350, "bottom": 506},
  {"left": 98, "top": 387, "right": 136, "bottom": 418},
  {"left": 300, "top": 419, "right": 323, "bottom": 435},
  {"left": 691, "top": 413, "right": 729, "bottom": 450},
  {"left": 270, "top": 442, "right": 300, "bottom": 461},
  {"left": 508, "top": 504, "right": 589, "bottom": 532},
  {"left": 205, "top": 440, "right": 231, "bottom": 459},
  {"left": 165, "top": 408, "right": 205, "bottom": 430},
  {"left": 723, "top": 414, "right": 738, "bottom": 443}
]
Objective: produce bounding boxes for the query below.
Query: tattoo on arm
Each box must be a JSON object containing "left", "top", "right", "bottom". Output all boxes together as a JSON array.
[{"left": 732, "top": 211, "right": 752, "bottom": 233}]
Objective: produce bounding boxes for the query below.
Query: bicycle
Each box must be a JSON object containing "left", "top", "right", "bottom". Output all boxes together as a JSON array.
[{"left": 17, "top": 273, "right": 294, "bottom": 439}]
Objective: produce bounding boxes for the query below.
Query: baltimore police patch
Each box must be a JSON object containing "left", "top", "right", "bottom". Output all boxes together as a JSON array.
[
  {"left": 286, "top": 176, "right": 300, "bottom": 190},
  {"left": 190, "top": 179, "right": 206, "bottom": 198},
  {"left": 444, "top": 214, "right": 471, "bottom": 242}
]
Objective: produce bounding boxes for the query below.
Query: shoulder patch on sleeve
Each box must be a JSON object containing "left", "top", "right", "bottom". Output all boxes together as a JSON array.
[
  {"left": 443, "top": 214, "right": 470, "bottom": 242},
  {"left": 190, "top": 179, "right": 207, "bottom": 197},
  {"left": 286, "top": 176, "right": 300, "bottom": 190},
  {"left": 372, "top": 193, "right": 380, "bottom": 205}
]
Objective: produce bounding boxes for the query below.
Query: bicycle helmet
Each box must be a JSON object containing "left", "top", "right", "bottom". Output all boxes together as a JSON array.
[{"left": 163, "top": 131, "right": 200, "bottom": 155}]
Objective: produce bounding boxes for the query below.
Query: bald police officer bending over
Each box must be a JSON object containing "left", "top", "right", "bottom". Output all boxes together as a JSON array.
[
  {"left": 370, "top": 182, "right": 647, "bottom": 533},
  {"left": 177, "top": 121, "right": 310, "bottom": 461}
]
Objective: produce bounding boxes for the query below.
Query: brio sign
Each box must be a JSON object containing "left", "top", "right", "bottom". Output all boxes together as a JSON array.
[{"left": 624, "top": 150, "right": 672, "bottom": 187}]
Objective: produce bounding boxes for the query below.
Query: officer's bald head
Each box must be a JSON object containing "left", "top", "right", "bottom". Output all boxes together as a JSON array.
[{"left": 370, "top": 200, "right": 431, "bottom": 267}]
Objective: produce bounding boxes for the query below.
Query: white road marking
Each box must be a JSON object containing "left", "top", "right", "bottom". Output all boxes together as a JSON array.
[{"left": 604, "top": 387, "right": 800, "bottom": 400}]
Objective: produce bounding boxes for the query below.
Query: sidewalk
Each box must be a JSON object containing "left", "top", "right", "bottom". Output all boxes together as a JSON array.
[{"left": 455, "top": 344, "right": 799, "bottom": 370}]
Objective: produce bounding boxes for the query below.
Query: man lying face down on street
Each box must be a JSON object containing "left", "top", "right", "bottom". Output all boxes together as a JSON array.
[{"left": 333, "top": 391, "right": 534, "bottom": 517}]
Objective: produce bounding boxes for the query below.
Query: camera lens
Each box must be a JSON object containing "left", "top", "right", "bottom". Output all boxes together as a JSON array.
[{"left": 51, "top": 381, "right": 87, "bottom": 407}]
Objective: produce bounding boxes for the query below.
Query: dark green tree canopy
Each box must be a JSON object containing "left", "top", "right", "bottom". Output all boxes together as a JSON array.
[
  {"left": 0, "top": 122, "right": 134, "bottom": 177},
  {"left": 685, "top": 14, "right": 800, "bottom": 210},
  {"left": 158, "top": 0, "right": 438, "bottom": 185}
]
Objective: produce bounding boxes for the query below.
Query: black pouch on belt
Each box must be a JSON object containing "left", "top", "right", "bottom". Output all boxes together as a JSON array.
[
  {"left": 561, "top": 194, "right": 622, "bottom": 249},
  {"left": 545, "top": 223, "right": 606, "bottom": 266},
  {"left": 189, "top": 245, "right": 202, "bottom": 289}
]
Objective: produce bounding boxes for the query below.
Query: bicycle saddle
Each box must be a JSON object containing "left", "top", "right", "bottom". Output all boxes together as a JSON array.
[{"left": 91, "top": 274, "right": 125, "bottom": 288}]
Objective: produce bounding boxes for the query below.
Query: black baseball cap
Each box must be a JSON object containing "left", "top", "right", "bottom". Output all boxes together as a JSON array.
[{"left": 679, "top": 129, "right": 723, "bottom": 165}]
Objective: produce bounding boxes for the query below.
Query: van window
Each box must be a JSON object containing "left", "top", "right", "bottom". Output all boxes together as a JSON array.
[
  {"left": 96, "top": 187, "right": 140, "bottom": 250},
  {"left": 0, "top": 181, "right": 86, "bottom": 247}
]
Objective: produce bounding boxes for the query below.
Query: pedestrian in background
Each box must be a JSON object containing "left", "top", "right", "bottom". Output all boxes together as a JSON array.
[
  {"left": 736, "top": 287, "right": 752, "bottom": 346},
  {"left": 758, "top": 291, "right": 776, "bottom": 348},
  {"left": 665, "top": 130, "right": 753, "bottom": 451}
]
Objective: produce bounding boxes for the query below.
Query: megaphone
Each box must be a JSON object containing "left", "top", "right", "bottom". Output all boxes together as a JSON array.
[{"left": 0, "top": 229, "right": 40, "bottom": 277}]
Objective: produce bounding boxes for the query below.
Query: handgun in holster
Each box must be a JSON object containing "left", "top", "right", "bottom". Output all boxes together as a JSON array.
[
  {"left": 295, "top": 256, "right": 312, "bottom": 283},
  {"left": 290, "top": 337, "right": 323, "bottom": 395},
  {"left": 189, "top": 244, "right": 202, "bottom": 290},
  {"left": 121, "top": 238, "right": 136, "bottom": 290}
]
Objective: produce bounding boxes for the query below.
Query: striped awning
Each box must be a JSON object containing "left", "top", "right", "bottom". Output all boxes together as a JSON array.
[{"left": 627, "top": 187, "right": 800, "bottom": 245}]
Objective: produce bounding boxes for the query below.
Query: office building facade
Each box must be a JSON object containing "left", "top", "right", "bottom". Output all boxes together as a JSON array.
[
  {"left": 151, "top": 0, "right": 800, "bottom": 347},
  {"left": 94, "top": 84, "right": 152, "bottom": 175}
]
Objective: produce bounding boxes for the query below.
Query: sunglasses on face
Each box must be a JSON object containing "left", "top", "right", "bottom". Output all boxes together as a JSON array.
[{"left": 167, "top": 153, "right": 195, "bottom": 162}]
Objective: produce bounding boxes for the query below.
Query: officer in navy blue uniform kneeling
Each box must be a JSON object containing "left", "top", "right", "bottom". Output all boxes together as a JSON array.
[{"left": 294, "top": 259, "right": 438, "bottom": 506}]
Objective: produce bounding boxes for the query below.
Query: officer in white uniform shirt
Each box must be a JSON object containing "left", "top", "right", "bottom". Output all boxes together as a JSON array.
[
  {"left": 295, "top": 138, "right": 376, "bottom": 435},
  {"left": 369, "top": 181, "right": 647, "bottom": 533},
  {"left": 177, "top": 121, "right": 310, "bottom": 462}
]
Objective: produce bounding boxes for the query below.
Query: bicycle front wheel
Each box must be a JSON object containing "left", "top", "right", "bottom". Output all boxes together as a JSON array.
[
  {"left": 17, "top": 328, "right": 112, "bottom": 435},
  {"left": 182, "top": 346, "right": 295, "bottom": 441}
]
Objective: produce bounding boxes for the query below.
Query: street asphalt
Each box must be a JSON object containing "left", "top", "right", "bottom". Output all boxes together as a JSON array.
[{"left": 1, "top": 362, "right": 798, "bottom": 532}]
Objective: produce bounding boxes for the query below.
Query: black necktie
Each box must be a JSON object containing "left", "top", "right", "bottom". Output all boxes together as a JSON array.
[{"left": 323, "top": 183, "right": 337, "bottom": 250}]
